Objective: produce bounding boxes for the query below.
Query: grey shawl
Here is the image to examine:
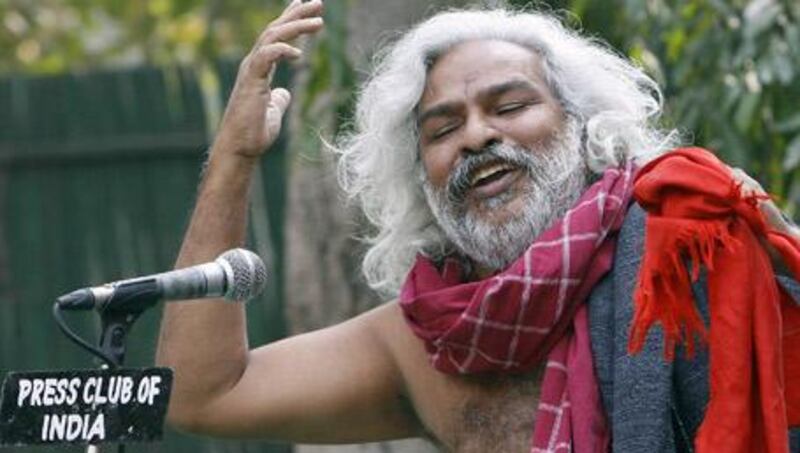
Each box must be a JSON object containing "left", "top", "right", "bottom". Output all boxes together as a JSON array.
[{"left": 588, "top": 203, "right": 800, "bottom": 452}]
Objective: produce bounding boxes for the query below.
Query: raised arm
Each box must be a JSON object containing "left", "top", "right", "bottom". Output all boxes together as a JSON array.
[{"left": 155, "top": 0, "right": 421, "bottom": 443}]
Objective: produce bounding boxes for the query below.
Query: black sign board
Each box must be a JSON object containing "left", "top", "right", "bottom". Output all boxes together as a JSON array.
[{"left": 0, "top": 368, "right": 172, "bottom": 446}]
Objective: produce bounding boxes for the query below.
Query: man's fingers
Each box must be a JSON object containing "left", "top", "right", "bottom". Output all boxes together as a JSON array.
[
  {"left": 280, "top": 0, "right": 323, "bottom": 23},
  {"left": 728, "top": 167, "right": 798, "bottom": 235},
  {"left": 269, "top": 0, "right": 305, "bottom": 28},
  {"left": 260, "top": 0, "right": 324, "bottom": 41},
  {"left": 247, "top": 43, "right": 303, "bottom": 80},
  {"left": 731, "top": 167, "right": 765, "bottom": 197},
  {"left": 264, "top": 88, "right": 292, "bottom": 139},
  {"left": 280, "top": 0, "right": 323, "bottom": 24},
  {"left": 242, "top": 0, "right": 323, "bottom": 82},
  {"left": 270, "top": 88, "right": 292, "bottom": 118},
  {"left": 256, "top": 17, "right": 324, "bottom": 49}
]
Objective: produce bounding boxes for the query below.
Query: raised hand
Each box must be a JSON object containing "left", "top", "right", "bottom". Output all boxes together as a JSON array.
[
  {"left": 730, "top": 166, "right": 800, "bottom": 274},
  {"left": 212, "top": 0, "right": 324, "bottom": 161},
  {"left": 730, "top": 167, "right": 799, "bottom": 237}
]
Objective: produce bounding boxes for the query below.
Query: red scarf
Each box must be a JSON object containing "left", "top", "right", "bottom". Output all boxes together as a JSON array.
[
  {"left": 629, "top": 147, "right": 800, "bottom": 453},
  {"left": 400, "top": 162, "right": 636, "bottom": 453}
]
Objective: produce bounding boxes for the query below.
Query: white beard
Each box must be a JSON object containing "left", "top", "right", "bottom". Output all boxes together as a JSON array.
[{"left": 423, "top": 119, "right": 589, "bottom": 272}]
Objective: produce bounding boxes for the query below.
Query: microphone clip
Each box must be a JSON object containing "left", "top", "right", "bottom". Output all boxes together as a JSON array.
[
  {"left": 56, "top": 278, "right": 162, "bottom": 314},
  {"left": 54, "top": 279, "right": 162, "bottom": 368},
  {"left": 94, "top": 279, "right": 163, "bottom": 367}
]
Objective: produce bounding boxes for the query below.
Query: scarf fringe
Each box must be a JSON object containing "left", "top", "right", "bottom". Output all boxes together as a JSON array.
[{"left": 629, "top": 218, "right": 741, "bottom": 359}]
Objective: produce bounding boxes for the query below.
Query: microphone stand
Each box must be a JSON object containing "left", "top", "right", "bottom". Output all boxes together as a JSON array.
[
  {"left": 86, "top": 309, "right": 142, "bottom": 453},
  {"left": 53, "top": 249, "right": 262, "bottom": 452},
  {"left": 54, "top": 294, "right": 154, "bottom": 453}
]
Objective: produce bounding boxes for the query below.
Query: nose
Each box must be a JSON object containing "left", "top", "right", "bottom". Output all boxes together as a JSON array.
[{"left": 461, "top": 115, "right": 501, "bottom": 155}]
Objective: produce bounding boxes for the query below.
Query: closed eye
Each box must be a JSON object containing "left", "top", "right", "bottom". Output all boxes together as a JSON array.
[
  {"left": 431, "top": 123, "right": 459, "bottom": 140},
  {"left": 496, "top": 102, "right": 528, "bottom": 115}
]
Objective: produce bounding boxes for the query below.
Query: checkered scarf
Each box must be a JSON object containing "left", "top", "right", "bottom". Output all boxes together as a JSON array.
[{"left": 400, "top": 162, "right": 636, "bottom": 453}]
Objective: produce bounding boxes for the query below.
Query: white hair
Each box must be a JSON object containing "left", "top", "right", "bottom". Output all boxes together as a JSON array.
[{"left": 333, "top": 6, "right": 678, "bottom": 297}]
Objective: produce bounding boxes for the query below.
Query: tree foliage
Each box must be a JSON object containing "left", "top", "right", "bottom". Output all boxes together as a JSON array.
[
  {"left": 3, "top": 0, "right": 798, "bottom": 211},
  {"left": 0, "top": 0, "right": 284, "bottom": 73},
  {"left": 512, "top": 0, "right": 800, "bottom": 212}
]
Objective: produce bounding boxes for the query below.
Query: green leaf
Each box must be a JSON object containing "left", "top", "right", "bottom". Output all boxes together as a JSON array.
[
  {"left": 734, "top": 91, "right": 760, "bottom": 132},
  {"left": 775, "top": 113, "right": 800, "bottom": 133},
  {"left": 743, "top": 2, "right": 782, "bottom": 39},
  {"left": 783, "top": 134, "right": 800, "bottom": 171},
  {"left": 665, "top": 28, "right": 686, "bottom": 62}
]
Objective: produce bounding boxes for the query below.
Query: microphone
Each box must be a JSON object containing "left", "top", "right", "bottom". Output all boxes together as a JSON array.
[{"left": 55, "top": 249, "right": 267, "bottom": 313}]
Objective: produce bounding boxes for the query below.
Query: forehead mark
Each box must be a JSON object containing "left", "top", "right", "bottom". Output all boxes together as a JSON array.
[{"left": 463, "top": 72, "right": 480, "bottom": 94}]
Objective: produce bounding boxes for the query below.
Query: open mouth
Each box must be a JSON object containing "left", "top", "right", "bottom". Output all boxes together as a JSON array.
[
  {"left": 469, "top": 162, "right": 516, "bottom": 188},
  {"left": 463, "top": 160, "right": 523, "bottom": 201}
]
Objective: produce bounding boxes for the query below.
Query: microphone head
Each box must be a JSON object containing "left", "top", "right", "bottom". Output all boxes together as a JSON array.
[{"left": 216, "top": 249, "right": 267, "bottom": 302}]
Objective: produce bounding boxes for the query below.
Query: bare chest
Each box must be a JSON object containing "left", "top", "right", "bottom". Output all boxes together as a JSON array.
[
  {"left": 386, "top": 304, "right": 544, "bottom": 452},
  {"left": 409, "top": 370, "right": 543, "bottom": 453}
]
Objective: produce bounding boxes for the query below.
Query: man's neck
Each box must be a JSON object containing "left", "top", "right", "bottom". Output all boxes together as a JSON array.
[
  {"left": 473, "top": 262, "right": 497, "bottom": 280},
  {"left": 443, "top": 251, "right": 502, "bottom": 281}
]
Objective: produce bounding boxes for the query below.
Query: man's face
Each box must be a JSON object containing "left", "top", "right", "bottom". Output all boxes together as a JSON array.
[{"left": 417, "top": 39, "right": 588, "bottom": 273}]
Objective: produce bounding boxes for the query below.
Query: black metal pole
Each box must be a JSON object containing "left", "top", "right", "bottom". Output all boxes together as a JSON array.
[{"left": 86, "top": 310, "right": 141, "bottom": 453}]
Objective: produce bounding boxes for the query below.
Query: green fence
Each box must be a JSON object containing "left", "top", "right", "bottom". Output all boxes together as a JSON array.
[{"left": 0, "top": 62, "right": 291, "bottom": 452}]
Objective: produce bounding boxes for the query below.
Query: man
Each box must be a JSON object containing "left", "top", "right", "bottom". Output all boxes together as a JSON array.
[{"left": 156, "top": 2, "right": 800, "bottom": 452}]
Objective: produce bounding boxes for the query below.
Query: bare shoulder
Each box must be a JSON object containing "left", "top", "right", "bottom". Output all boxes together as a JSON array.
[
  {"left": 359, "top": 301, "right": 432, "bottom": 376},
  {"left": 360, "top": 301, "right": 414, "bottom": 344}
]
